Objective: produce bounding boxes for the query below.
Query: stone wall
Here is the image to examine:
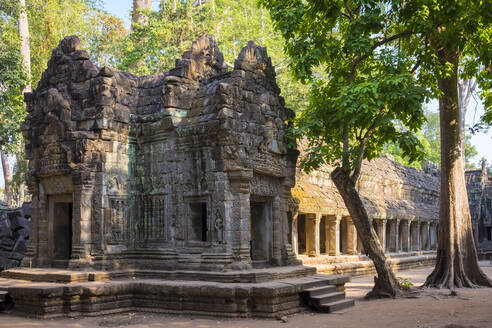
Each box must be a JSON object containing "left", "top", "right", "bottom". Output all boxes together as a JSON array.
[
  {"left": 0, "top": 204, "right": 30, "bottom": 270},
  {"left": 290, "top": 155, "right": 440, "bottom": 257},
  {"left": 20, "top": 33, "right": 451, "bottom": 273}
]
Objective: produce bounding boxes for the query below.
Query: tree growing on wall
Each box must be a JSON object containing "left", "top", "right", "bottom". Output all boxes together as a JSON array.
[
  {"left": 0, "top": 0, "right": 125, "bottom": 205},
  {"left": 260, "top": 0, "right": 492, "bottom": 294}
]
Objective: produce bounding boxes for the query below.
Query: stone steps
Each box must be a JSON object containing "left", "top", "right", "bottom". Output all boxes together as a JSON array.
[
  {"left": 0, "top": 273, "right": 351, "bottom": 318},
  {"left": 316, "top": 298, "right": 355, "bottom": 313},
  {"left": 301, "top": 285, "right": 355, "bottom": 313}
]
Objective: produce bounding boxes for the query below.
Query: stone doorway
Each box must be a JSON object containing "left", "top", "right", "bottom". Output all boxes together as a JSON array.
[
  {"left": 250, "top": 201, "right": 272, "bottom": 267},
  {"left": 319, "top": 216, "right": 327, "bottom": 254},
  {"left": 49, "top": 195, "right": 73, "bottom": 267},
  {"left": 297, "top": 214, "right": 306, "bottom": 254}
]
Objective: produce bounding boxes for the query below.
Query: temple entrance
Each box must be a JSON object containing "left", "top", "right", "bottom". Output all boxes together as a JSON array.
[
  {"left": 319, "top": 216, "right": 327, "bottom": 254},
  {"left": 49, "top": 194, "right": 73, "bottom": 266},
  {"left": 53, "top": 202, "right": 72, "bottom": 261},
  {"left": 250, "top": 201, "right": 272, "bottom": 267},
  {"left": 297, "top": 214, "right": 306, "bottom": 254}
]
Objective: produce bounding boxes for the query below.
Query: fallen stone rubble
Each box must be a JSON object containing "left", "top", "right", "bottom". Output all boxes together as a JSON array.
[{"left": 0, "top": 203, "right": 30, "bottom": 271}]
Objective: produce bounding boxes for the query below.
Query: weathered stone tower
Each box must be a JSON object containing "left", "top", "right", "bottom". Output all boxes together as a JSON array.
[{"left": 21, "top": 35, "right": 299, "bottom": 271}]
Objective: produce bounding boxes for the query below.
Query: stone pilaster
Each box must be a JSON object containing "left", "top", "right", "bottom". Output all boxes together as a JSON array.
[
  {"left": 71, "top": 184, "right": 93, "bottom": 261},
  {"left": 36, "top": 186, "right": 50, "bottom": 266},
  {"left": 271, "top": 195, "right": 282, "bottom": 265},
  {"left": 228, "top": 170, "right": 253, "bottom": 266}
]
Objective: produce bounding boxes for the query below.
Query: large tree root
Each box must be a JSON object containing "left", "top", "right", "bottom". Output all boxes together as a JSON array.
[
  {"left": 424, "top": 262, "right": 492, "bottom": 289},
  {"left": 365, "top": 276, "right": 400, "bottom": 299}
]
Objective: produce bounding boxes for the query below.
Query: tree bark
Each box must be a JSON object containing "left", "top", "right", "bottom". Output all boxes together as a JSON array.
[
  {"left": 458, "top": 78, "right": 476, "bottom": 165},
  {"left": 15, "top": 153, "right": 25, "bottom": 206},
  {"left": 331, "top": 167, "right": 399, "bottom": 297},
  {"left": 132, "top": 0, "right": 152, "bottom": 26},
  {"left": 424, "top": 45, "right": 491, "bottom": 289},
  {"left": 18, "top": 0, "right": 31, "bottom": 93},
  {"left": 17, "top": 0, "right": 31, "bottom": 207},
  {"left": 1, "top": 152, "right": 12, "bottom": 207}
]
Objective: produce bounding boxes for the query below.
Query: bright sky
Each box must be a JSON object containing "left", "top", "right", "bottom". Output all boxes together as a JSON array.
[
  {"left": 1, "top": 1, "right": 491, "bottom": 189},
  {"left": 102, "top": 0, "right": 156, "bottom": 29}
]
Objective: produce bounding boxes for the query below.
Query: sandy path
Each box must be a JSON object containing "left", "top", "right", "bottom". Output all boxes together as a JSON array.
[{"left": 1, "top": 264, "right": 492, "bottom": 328}]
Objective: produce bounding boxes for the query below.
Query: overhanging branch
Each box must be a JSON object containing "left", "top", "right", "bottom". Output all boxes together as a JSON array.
[{"left": 350, "top": 31, "right": 414, "bottom": 79}]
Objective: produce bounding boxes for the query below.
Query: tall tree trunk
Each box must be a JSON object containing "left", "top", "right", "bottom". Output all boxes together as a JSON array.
[
  {"left": 1, "top": 152, "right": 12, "bottom": 207},
  {"left": 458, "top": 78, "right": 476, "bottom": 165},
  {"left": 424, "top": 45, "right": 491, "bottom": 289},
  {"left": 18, "top": 0, "right": 31, "bottom": 94},
  {"left": 132, "top": 0, "right": 152, "bottom": 26},
  {"left": 331, "top": 167, "right": 399, "bottom": 297},
  {"left": 16, "top": 153, "right": 25, "bottom": 206},
  {"left": 18, "top": 0, "right": 31, "bottom": 206}
]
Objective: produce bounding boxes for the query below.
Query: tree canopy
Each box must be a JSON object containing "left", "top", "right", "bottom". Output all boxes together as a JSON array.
[
  {"left": 259, "top": 0, "right": 491, "bottom": 179},
  {"left": 260, "top": 0, "right": 492, "bottom": 290}
]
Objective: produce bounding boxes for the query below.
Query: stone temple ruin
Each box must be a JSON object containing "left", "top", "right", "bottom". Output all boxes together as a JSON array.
[
  {"left": 20, "top": 34, "right": 299, "bottom": 272},
  {"left": 0, "top": 35, "right": 444, "bottom": 317},
  {"left": 291, "top": 157, "right": 440, "bottom": 275}
]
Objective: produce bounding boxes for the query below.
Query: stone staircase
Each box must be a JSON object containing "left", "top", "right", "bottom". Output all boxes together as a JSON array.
[{"left": 301, "top": 285, "right": 355, "bottom": 313}]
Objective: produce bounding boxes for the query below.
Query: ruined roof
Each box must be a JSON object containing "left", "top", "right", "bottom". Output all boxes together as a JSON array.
[{"left": 292, "top": 156, "right": 440, "bottom": 221}]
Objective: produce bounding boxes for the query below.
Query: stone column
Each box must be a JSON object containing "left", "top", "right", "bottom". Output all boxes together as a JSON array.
[
  {"left": 306, "top": 214, "right": 317, "bottom": 256},
  {"left": 314, "top": 213, "right": 322, "bottom": 256},
  {"left": 327, "top": 215, "right": 341, "bottom": 256},
  {"left": 346, "top": 217, "right": 357, "bottom": 255},
  {"left": 401, "top": 220, "right": 411, "bottom": 252},
  {"left": 421, "top": 222, "right": 429, "bottom": 250},
  {"left": 389, "top": 219, "right": 400, "bottom": 252},
  {"left": 411, "top": 221, "right": 421, "bottom": 251},
  {"left": 375, "top": 219, "right": 387, "bottom": 252}
]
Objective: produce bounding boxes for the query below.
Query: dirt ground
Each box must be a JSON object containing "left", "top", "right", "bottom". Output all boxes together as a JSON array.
[{"left": 2, "top": 264, "right": 492, "bottom": 328}]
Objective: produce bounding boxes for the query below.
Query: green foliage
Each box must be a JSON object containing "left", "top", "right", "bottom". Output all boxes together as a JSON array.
[
  {"left": 1, "top": 0, "right": 125, "bottom": 153},
  {"left": 0, "top": 6, "right": 27, "bottom": 153},
  {"left": 27, "top": 0, "right": 125, "bottom": 85},
  {"left": 397, "top": 277, "right": 414, "bottom": 290},
  {"left": 260, "top": 0, "right": 431, "bottom": 178},
  {"left": 385, "top": 109, "right": 479, "bottom": 170},
  {"left": 1, "top": 0, "right": 125, "bottom": 201},
  {"left": 260, "top": 0, "right": 491, "bottom": 178}
]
